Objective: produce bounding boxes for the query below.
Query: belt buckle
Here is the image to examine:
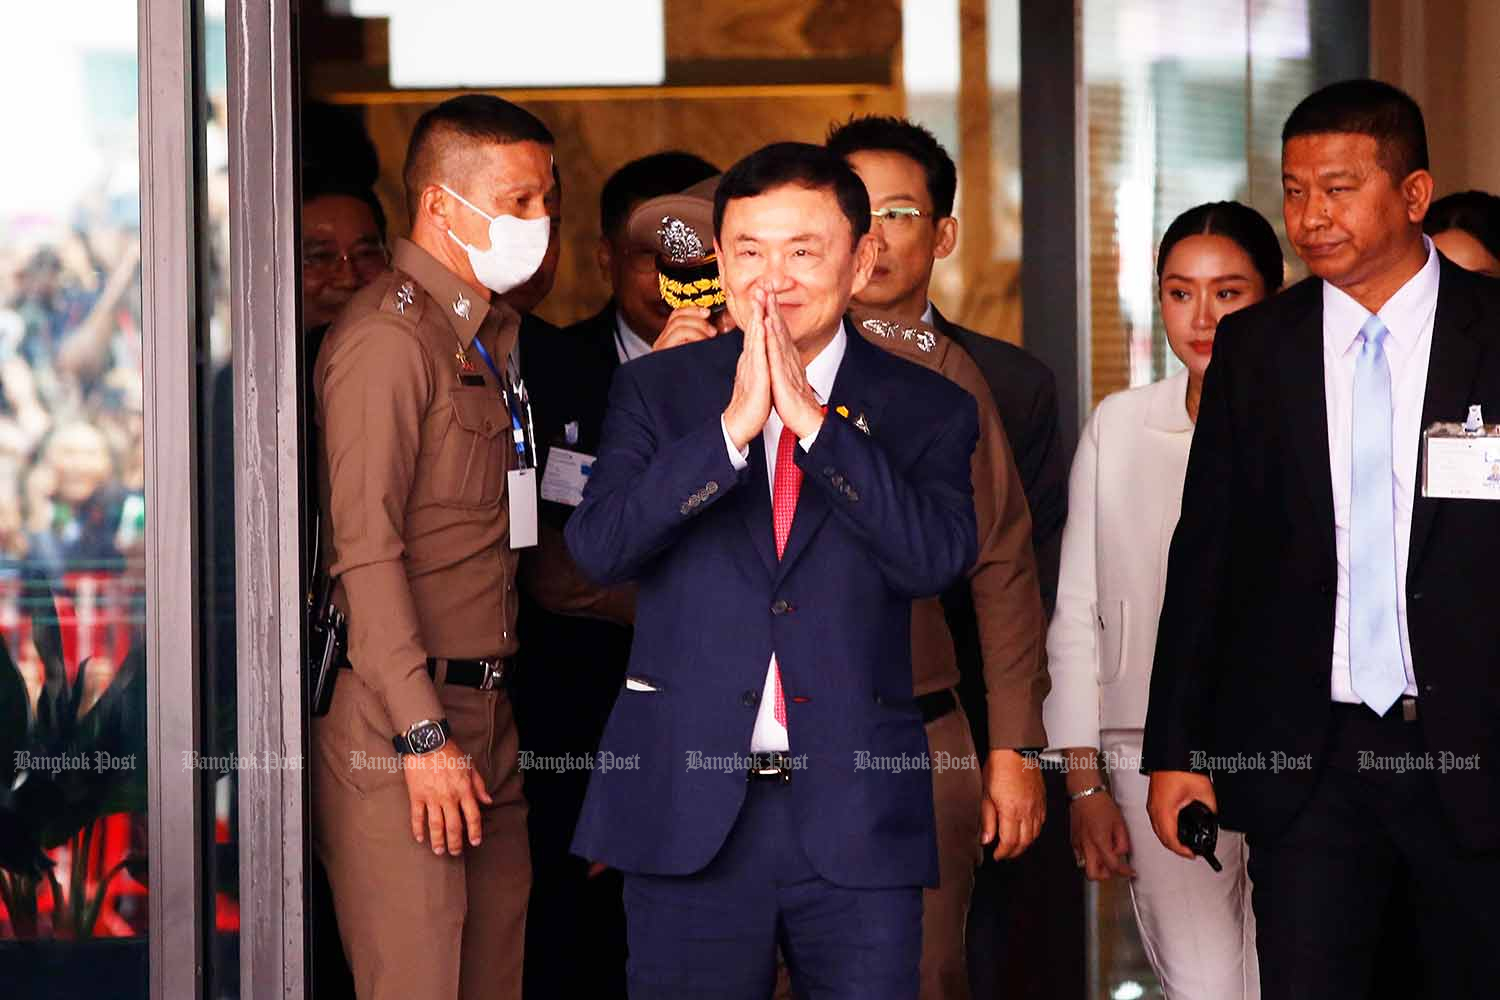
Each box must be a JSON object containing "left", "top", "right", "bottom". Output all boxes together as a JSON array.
[{"left": 478, "top": 658, "right": 504, "bottom": 691}]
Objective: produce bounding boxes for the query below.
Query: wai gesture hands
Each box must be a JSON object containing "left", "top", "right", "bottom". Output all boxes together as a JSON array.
[{"left": 722, "top": 284, "right": 825, "bottom": 450}]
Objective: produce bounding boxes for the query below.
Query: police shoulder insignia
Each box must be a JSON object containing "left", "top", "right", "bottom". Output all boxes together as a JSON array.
[
  {"left": 380, "top": 276, "right": 424, "bottom": 322},
  {"left": 861, "top": 317, "right": 937, "bottom": 354}
]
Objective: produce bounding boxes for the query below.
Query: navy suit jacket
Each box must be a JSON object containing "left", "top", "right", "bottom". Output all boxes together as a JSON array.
[{"left": 565, "top": 319, "right": 980, "bottom": 888}]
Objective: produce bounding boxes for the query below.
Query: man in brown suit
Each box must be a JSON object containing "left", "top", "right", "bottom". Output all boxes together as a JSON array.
[
  {"left": 641, "top": 181, "right": 1048, "bottom": 1000},
  {"left": 312, "top": 95, "right": 555, "bottom": 1000}
]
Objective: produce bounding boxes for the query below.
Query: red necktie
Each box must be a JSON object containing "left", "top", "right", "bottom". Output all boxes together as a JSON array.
[{"left": 771, "top": 425, "right": 803, "bottom": 727}]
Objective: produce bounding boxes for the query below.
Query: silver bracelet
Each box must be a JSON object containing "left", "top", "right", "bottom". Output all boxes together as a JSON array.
[{"left": 1068, "top": 783, "right": 1108, "bottom": 803}]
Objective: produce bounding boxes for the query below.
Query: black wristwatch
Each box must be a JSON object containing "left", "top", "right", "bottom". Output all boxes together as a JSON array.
[{"left": 393, "top": 718, "right": 451, "bottom": 756}]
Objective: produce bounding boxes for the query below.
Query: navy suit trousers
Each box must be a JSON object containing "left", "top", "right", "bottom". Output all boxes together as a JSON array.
[{"left": 622, "top": 779, "right": 922, "bottom": 1000}]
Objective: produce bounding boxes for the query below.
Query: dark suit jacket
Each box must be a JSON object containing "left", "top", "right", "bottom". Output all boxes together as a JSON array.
[
  {"left": 566, "top": 320, "right": 980, "bottom": 887},
  {"left": 932, "top": 306, "right": 1066, "bottom": 611},
  {"left": 931, "top": 307, "right": 1066, "bottom": 757},
  {"left": 514, "top": 307, "right": 632, "bottom": 762},
  {"left": 1143, "top": 258, "right": 1500, "bottom": 851}
]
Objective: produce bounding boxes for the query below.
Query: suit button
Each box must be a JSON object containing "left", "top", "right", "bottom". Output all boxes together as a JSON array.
[
  {"left": 822, "top": 466, "right": 836, "bottom": 477},
  {"left": 742, "top": 690, "right": 759, "bottom": 706},
  {"left": 1410, "top": 592, "right": 1424, "bottom": 602},
  {"left": 771, "top": 599, "right": 790, "bottom": 615}
]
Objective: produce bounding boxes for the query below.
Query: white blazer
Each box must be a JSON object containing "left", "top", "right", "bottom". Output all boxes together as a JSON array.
[{"left": 1044, "top": 371, "right": 1195, "bottom": 748}]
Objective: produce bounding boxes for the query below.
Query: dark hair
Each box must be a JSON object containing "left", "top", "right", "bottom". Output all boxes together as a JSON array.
[
  {"left": 825, "top": 115, "right": 957, "bottom": 218},
  {"left": 402, "top": 95, "right": 554, "bottom": 220},
  {"left": 1282, "top": 79, "right": 1428, "bottom": 182},
  {"left": 1424, "top": 190, "right": 1500, "bottom": 263},
  {"left": 713, "top": 142, "right": 871, "bottom": 246},
  {"left": 304, "top": 177, "right": 388, "bottom": 241},
  {"left": 303, "top": 101, "right": 381, "bottom": 191},
  {"left": 1156, "top": 201, "right": 1285, "bottom": 294},
  {"left": 598, "top": 151, "right": 718, "bottom": 241}
]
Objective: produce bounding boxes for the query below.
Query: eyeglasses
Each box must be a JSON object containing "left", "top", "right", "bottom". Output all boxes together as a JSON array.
[
  {"left": 870, "top": 206, "right": 927, "bottom": 229},
  {"left": 303, "top": 242, "right": 389, "bottom": 280}
]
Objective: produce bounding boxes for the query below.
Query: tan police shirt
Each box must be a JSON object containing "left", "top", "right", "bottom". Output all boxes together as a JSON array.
[
  {"left": 854, "top": 313, "right": 1049, "bottom": 749},
  {"left": 315, "top": 238, "right": 522, "bottom": 733}
]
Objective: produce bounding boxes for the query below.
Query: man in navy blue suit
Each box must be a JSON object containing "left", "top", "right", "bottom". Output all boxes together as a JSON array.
[{"left": 565, "top": 143, "right": 981, "bottom": 999}]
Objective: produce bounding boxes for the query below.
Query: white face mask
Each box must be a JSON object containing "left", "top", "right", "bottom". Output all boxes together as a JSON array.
[{"left": 440, "top": 184, "right": 551, "bottom": 295}]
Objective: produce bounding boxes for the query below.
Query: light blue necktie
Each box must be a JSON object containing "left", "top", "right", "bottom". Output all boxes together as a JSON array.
[{"left": 1348, "top": 314, "right": 1406, "bottom": 715}]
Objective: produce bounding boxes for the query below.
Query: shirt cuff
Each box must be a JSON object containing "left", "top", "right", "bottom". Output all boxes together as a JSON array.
[
  {"left": 798, "top": 424, "right": 821, "bottom": 452},
  {"left": 722, "top": 416, "right": 750, "bottom": 470}
]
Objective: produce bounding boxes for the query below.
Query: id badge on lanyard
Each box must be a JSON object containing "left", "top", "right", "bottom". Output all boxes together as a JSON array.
[{"left": 469, "top": 334, "right": 538, "bottom": 548}]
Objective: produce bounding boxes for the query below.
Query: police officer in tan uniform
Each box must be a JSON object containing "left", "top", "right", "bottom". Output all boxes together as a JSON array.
[
  {"left": 640, "top": 183, "right": 1048, "bottom": 1000},
  {"left": 312, "top": 95, "right": 555, "bottom": 1000}
]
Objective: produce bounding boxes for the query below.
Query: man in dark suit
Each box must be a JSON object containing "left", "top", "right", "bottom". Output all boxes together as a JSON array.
[
  {"left": 564, "top": 151, "right": 720, "bottom": 368},
  {"left": 566, "top": 142, "right": 981, "bottom": 998},
  {"left": 828, "top": 115, "right": 1076, "bottom": 1000},
  {"left": 510, "top": 154, "right": 713, "bottom": 999},
  {"left": 1145, "top": 79, "right": 1500, "bottom": 997}
]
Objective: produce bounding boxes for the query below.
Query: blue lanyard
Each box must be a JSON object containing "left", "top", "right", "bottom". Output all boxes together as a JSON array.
[{"left": 468, "top": 334, "right": 532, "bottom": 469}]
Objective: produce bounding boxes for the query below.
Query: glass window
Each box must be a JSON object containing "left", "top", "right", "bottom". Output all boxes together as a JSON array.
[
  {"left": 0, "top": 4, "right": 149, "bottom": 995},
  {"left": 198, "top": 1, "right": 239, "bottom": 995},
  {"left": 1081, "top": 3, "right": 1365, "bottom": 996}
]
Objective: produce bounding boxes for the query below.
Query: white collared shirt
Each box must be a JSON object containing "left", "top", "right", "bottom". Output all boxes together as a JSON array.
[
  {"left": 720, "top": 326, "right": 848, "bottom": 751},
  {"left": 1323, "top": 237, "right": 1439, "bottom": 703},
  {"left": 614, "top": 311, "right": 654, "bottom": 364},
  {"left": 920, "top": 302, "right": 936, "bottom": 327}
]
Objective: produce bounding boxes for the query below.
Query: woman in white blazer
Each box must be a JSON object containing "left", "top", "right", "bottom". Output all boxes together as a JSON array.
[{"left": 1044, "top": 202, "right": 1284, "bottom": 1000}]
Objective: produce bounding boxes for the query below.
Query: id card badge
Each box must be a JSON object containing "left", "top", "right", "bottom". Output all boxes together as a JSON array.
[
  {"left": 508, "top": 468, "right": 539, "bottom": 547},
  {"left": 540, "top": 446, "right": 594, "bottom": 507},
  {"left": 1422, "top": 405, "right": 1500, "bottom": 500}
]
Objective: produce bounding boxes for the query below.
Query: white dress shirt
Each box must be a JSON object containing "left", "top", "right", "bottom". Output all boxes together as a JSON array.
[
  {"left": 614, "top": 311, "right": 654, "bottom": 364},
  {"left": 920, "top": 302, "right": 936, "bottom": 326},
  {"left": 720, "top": 327, "right": 848, "bottom": 751},
  {"left": 1323, "top": 237, "right": 1438, "bottom": 703}
]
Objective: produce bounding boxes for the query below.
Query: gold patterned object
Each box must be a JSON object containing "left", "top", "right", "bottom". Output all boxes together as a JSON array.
[
  {"left": 658, "top": 265, "right": 726, "bottom": 310},
  {"left": 627, "top": 174, "right": 729, "bottom": 314}
]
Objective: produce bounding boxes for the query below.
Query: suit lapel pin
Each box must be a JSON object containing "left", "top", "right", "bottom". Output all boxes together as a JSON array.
[
  {"left": 565, "top": 420, "right": 580, "bottom": 445},
  {"left": 854, "top": 413, "right": 871, "bottom": 435},
  {"left": 453, "top": 294, "right": 472, "bottom": 320},
  {"left": 835, "top": 405, "right": 850, "bottom": 419}
]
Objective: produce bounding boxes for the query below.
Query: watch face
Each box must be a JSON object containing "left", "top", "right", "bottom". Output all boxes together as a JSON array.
[{"left": 408, "top": 721, "right": 446, "bottom": 754}]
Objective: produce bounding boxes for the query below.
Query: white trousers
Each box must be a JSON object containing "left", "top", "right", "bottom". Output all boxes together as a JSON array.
[{"left": 1103, "top": 731, "right": 1259, "bottom": 1000}]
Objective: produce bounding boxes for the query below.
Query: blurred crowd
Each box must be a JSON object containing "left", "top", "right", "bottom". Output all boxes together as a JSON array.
[{"left": 0, "top": 219, "right": 145, "bottom": 587}]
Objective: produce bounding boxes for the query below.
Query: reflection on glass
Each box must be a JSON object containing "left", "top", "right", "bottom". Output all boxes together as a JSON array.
[
  {"left": 197, "top": 2, "right": 239, "bottom": 997},
  {"left": 0, "top": 4, "right": 149, "bottom": 996},
  {"left": 1085, "top": 0, "right": 1323, "bottom": 404}
]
